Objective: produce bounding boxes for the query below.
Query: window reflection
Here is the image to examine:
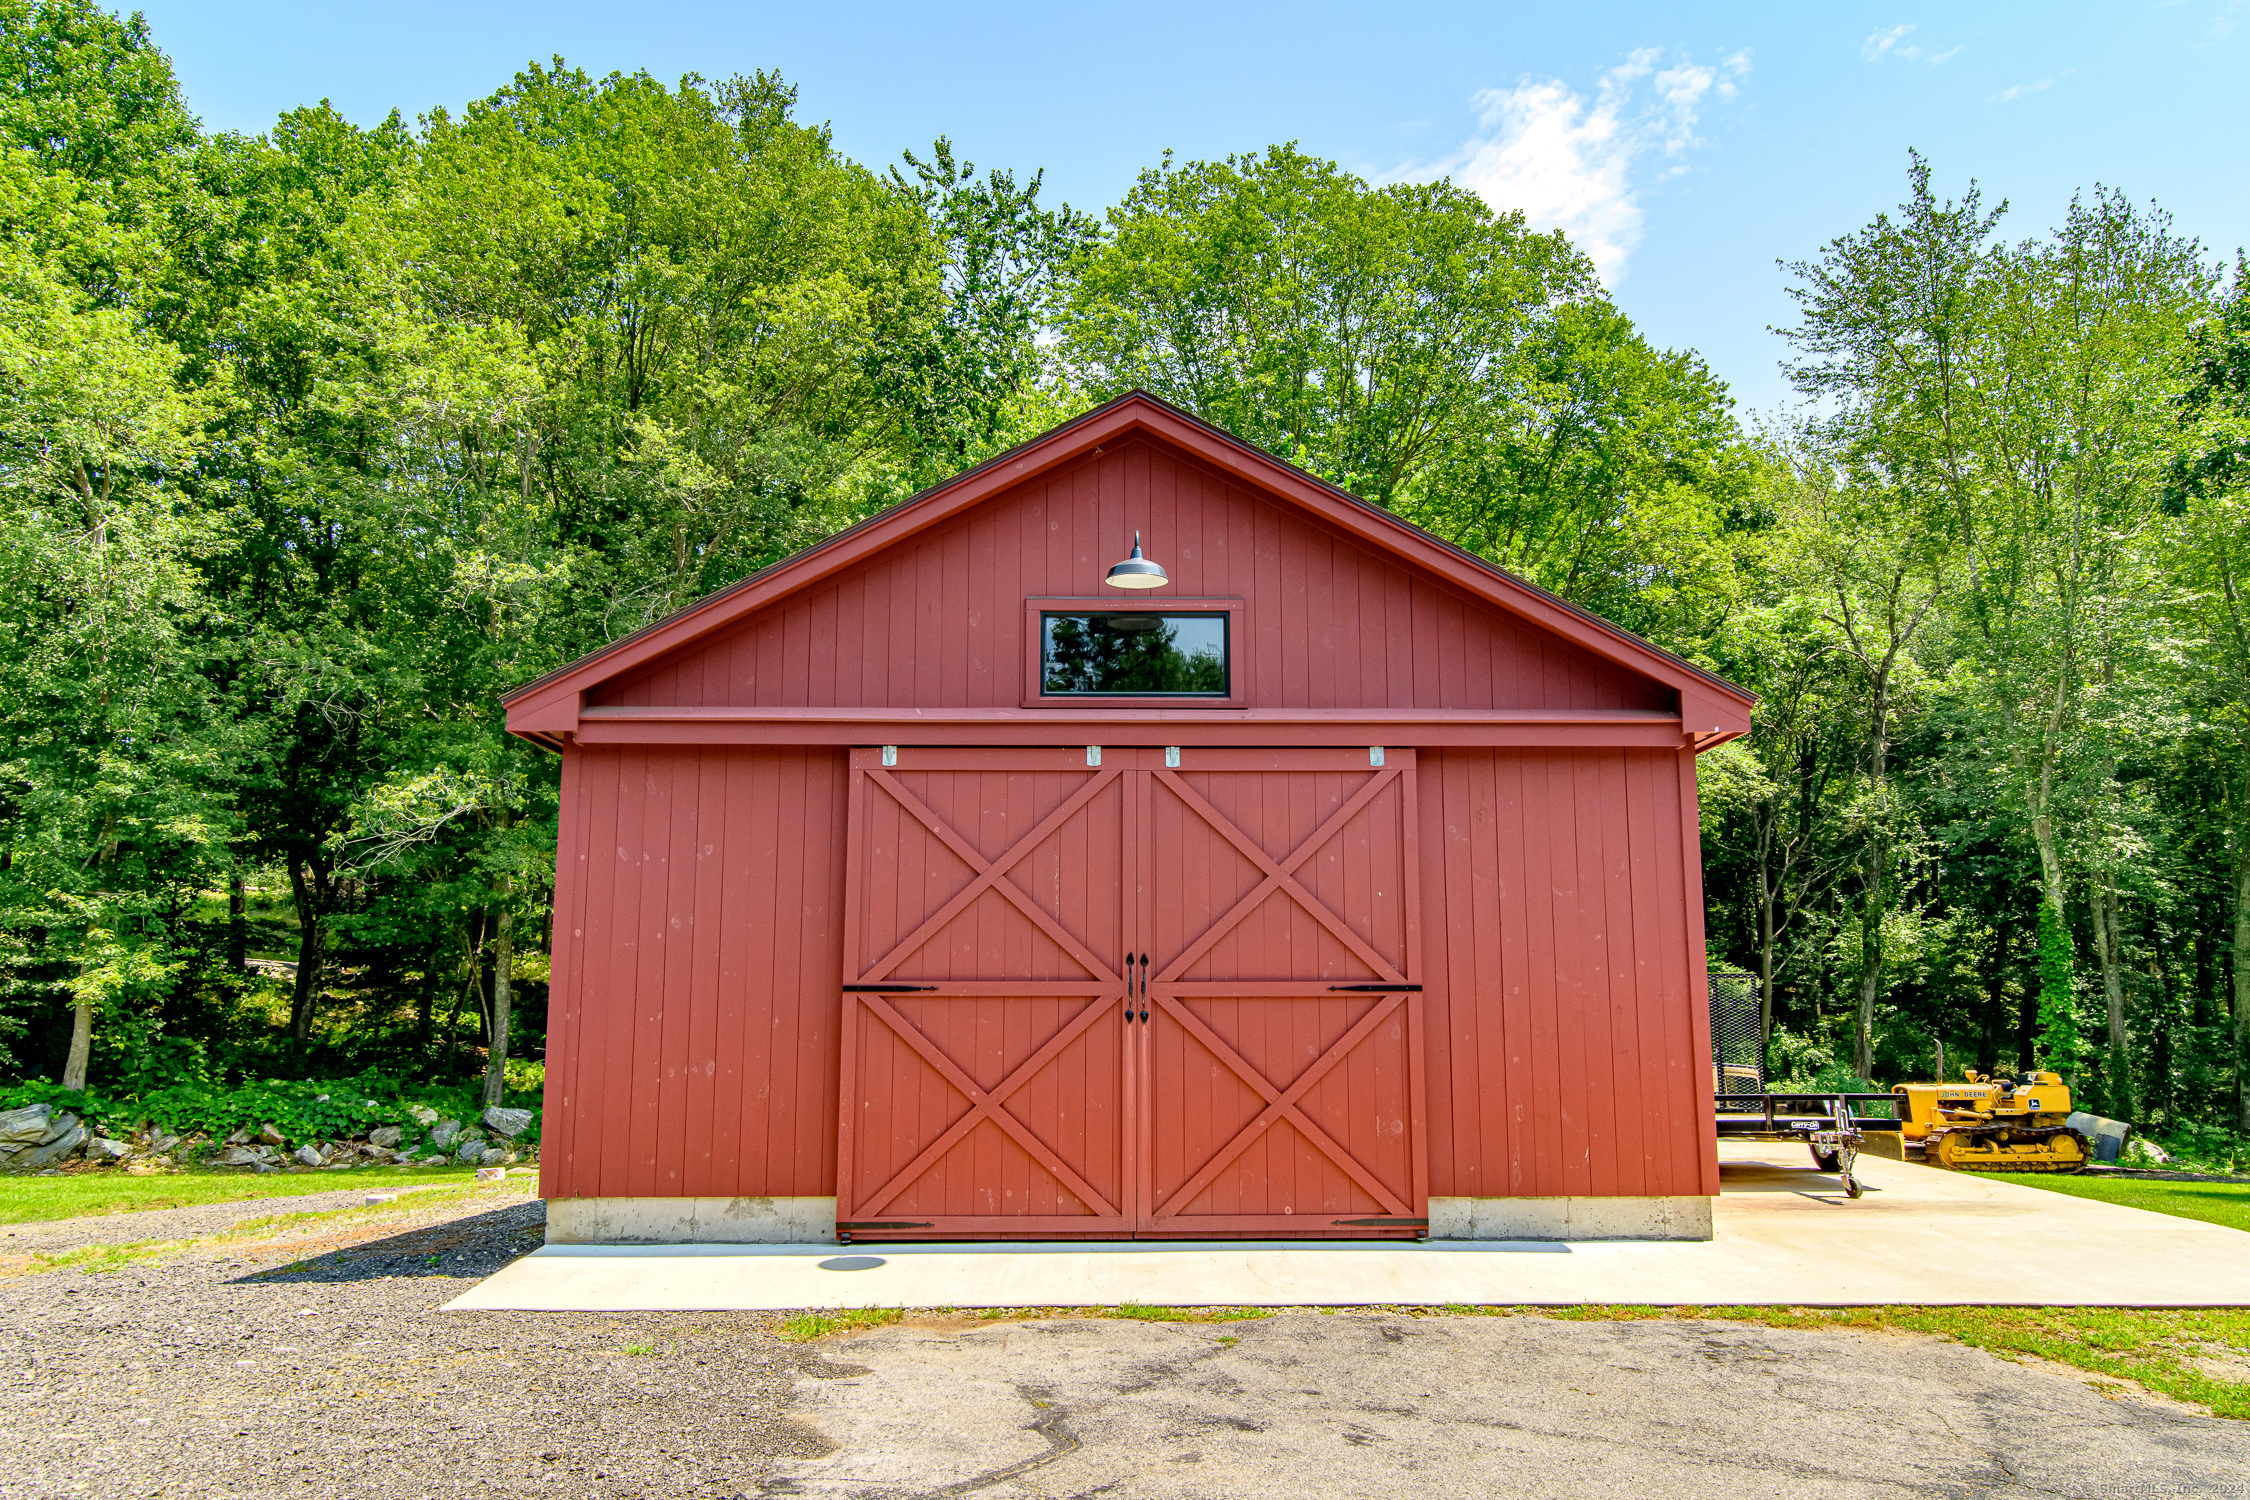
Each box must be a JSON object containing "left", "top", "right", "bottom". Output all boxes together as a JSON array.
[{"left": 1040, "top": 613, "right": 1228, "bottom": 695}]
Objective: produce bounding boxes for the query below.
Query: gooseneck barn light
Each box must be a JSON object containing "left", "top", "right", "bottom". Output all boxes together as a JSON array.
[{"left": 1103, "top": 531, "right": 1169, "bottom": 589}]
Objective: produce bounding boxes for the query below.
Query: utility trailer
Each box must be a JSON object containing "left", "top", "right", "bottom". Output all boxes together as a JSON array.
[
  {"left": 1708, "top": 971, "right": 1900, "bottom": 1198},
  {"left": 1712, "top": 1091, "right": 1904, "bottom": 1198}
]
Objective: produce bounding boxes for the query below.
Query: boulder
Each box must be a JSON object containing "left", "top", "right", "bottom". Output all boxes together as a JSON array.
[
  {"left": 252, "top": 1160, "right": 279, "bottom": 1173},
  {"left": 367, "top": 1125, "right": 402, "bottom": 1150},
  {"left": 14, "top": 1121, "right": 87, "bottom": 1171},
  {"left": 478, "top": 1148, "right": 506, "bottom": 1167},
  {"left": 213, "top": 1146, "right": 259, "bottom": 1166},
  {"left": 292, "top": 1144, "right": 324, "bottom": 1167},
  {"left": 87, "top": 1136, "right": 131, "bottom": 1162},
  {"left": 224, "top": 1127, "right": 253, "bottom": 1146},
  {"left": 482, "top": 1106, "right": 533, "bottom": 1139},
  {"left": 0, "top": 1103, "right": 53, "bottom": 1145},
  {"left": 405, "top": 1104, "right": 439, "bottom": 1127},
  {"left": 428, "top": 1120, "right": 461, "bottom": 1150},
  {"left": 148, "top": 1133, "right": 179, "bottom": 1153},
  {"left": 455, "top": 1136, "right": 486, "bottom": 1164},
  {"left": 254, "top": 1123, "right": 285, "bottom": 1147}
]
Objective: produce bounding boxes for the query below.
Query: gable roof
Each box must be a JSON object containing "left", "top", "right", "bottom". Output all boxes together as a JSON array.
[{"left": 504, "top": 391, "right": 1755, "bottom": 743}]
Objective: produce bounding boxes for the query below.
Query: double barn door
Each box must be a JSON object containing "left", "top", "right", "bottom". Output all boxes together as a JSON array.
[{"left": 836, "top": 746, "right": 1427, "bottom": 1240}]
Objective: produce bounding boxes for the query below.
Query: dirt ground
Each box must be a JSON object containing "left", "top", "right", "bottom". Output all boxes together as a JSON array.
[{"left": 5, "top": 1184, "right": 2250, "bottom": 1499}]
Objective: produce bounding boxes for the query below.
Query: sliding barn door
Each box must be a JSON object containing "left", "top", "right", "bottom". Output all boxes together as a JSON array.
[
  {"left": 836, "top": 748, "right": 1134, "bottom": 1238},
  {"left": 1137, "top": 749, "right": 1428, "bottom": 1238}
]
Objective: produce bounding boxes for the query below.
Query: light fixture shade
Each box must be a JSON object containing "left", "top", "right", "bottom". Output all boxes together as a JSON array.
[{"left": 1104, "top": 531, "right": 1169, "bottom": 589}]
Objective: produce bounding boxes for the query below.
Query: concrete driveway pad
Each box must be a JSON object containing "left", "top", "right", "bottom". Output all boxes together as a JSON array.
[
  {"left": 765, "top": 1312, "right": 2250, "bottom": 1498},
  {"left": 453, "top": 1147, "right": 2250, "bottom": 1311}
]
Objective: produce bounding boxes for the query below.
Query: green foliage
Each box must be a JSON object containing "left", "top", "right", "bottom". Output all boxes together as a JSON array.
[
  {"left": 0, "top": 1070, "right": 538, "bottom": 1148},
  {"left": 2035, "top": 899, "right": 2082, "bottom": 1075}
]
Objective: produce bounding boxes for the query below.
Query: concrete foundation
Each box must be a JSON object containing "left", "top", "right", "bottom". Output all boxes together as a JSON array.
[
  {"left": 546, "top": 1196, "right": 839, "bottom": 1245},
  {"left": 1428, "top": 1195, "right": 1713, "bottom": 1241}
]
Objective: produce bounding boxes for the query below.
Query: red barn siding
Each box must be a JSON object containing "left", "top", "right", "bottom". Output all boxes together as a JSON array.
[
  {"left": 1416, "top": 747, "right": 1719, "bottom": 1200},
  {"left": 592, "top": 440, "right": 1668, "bottom": 715},
  {"left": 545, "top": 740, "right": 1720, "bottom": 1205},
  {"left": 541, "top": 745, "right": 850, "bottom": 1203}
]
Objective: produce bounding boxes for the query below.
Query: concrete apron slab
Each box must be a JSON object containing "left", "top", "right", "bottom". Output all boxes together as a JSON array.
[{"left": 445, "top": 1144, "right": 2250, "bottom": 1311}]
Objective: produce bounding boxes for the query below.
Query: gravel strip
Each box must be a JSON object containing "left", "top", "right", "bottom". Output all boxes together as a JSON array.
[{"left": 1, "top": 1183, "right": 829, "bottom": 1499}]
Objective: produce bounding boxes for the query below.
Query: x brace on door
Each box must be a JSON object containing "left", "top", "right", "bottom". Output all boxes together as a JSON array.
[
  {"left": 858, "top": 764, "right": 1126, "bottom": 988},
  {"left": 1150, "top": 765, "right": 1409, "bottom": 988},
  {"left": 852, "top": 991, "right": 1119, "bottom": 1218}
]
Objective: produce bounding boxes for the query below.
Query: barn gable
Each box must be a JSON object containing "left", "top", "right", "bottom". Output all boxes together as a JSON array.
[{"left": 504, "top": 393, "right": 1752, "bottom": 747}]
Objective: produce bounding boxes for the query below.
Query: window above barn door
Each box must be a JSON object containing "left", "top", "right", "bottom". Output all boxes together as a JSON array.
[{"left": 1023, "top": 598, "right": 1248, "bottom": 708}]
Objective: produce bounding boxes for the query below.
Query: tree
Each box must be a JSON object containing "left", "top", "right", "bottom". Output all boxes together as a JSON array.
[{"left": 2165, "top": 257, "right": 2250, "bottom": 1129}]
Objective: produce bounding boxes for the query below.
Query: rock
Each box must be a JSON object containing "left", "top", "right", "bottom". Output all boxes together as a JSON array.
[
  {"left": 213, "top": 1146, "right": 259, "bottom": 1166},
  {"left": 481, "top": 1106, "right": 533, "bottom": 1139},
  {"left": 405, "top": 1104, "right": 439, "bottom": 1127},
  {"left": 0, "top": 1104, "right": 53, "bottom": 1144},
  {"left": 292, "top": 1144, "right": 324, "bottom": 1167},
  {"left": 224, "top": 1127, "right": 252, "bottom": 1146},
  {"left": 14, "top": 1121, "right": 87, "bottom": 1172},
  {"left": 148, "top": 1133, "right": 179, "bottom": 1153},
  {"left": 455, "top": 1136, "right": 486, "bottom": 1164},
  {"left": 252, "top": 1160, "right": 279, "bottom": 1173},
  {"left": 87, "top": 1137, "right": 131, "bottom": 1162},
  {"left": 428, "top": 1120, "right": 461, "bottom": 1150},
  {"left": 367, "top": 1125, "right": 402, "bottom": 1149},
  {"left": 254, "top": 1123, "right": 284, "bottom": 1147},
  {"left": 37, "top": 1112, "right": 78, "bottom": 1145},
  {"left": 478, "top": 1148, "right": 506, "bottom": 1167}
]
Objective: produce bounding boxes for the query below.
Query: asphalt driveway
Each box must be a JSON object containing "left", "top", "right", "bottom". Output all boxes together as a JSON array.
[{"left": 767, "top": 1311, "right": 2250, "bottom": 1498}]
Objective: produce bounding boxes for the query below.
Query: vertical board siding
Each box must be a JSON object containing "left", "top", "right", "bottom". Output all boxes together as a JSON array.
[
  {"left": 1418, "top": 746, "right": 1712, "bottom": 1200},
  {"left": 590, "top": 439, "right": 1669, "bottom": 715},
  {"left": 541, "top": 746, "right": 847, "bottom": 1202}
]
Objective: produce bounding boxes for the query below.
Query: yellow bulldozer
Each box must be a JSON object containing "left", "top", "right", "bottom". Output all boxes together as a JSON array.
[{"left": 1893, "top": 1070, "right": 2089, "bottom": 1173}]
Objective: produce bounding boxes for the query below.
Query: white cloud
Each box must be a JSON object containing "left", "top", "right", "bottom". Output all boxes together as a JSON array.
[
  {"left": 1989, "top": 69, "right": 2074, "bottom": 104},
  {"left": 1862, "top": 24, "right": 1919, "bottom": 61},
  {"left": 1862, "top": 24, "right": 1965, "bottom": 64},
  {"left": 1409, "top": 49, "right": 1750, "bottom": 284}
]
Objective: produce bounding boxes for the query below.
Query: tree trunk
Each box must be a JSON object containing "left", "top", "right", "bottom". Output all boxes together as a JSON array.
[
  {"left": 286, "top": 855, "right": 325, "bottom": 1049},
  {"left": 2091, "top": 876, "right": 2135, "bottom": 1119},
  {"left": 482, "top": 903, "right": 515, "bottom": 1109},
  {"left": 60, "top": 995, "right": 92, "bottom": 1091},
  {"left": 2234, "top": 851, "right": 2250, "bottom": 1135},
  {"left": 228, "top": 869, "right": 247, "bottom": 971}
]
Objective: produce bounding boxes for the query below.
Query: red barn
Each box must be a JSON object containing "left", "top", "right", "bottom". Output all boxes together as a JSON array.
[{"left": 504, "top": 393, "right": 1752, "bottom": 1244}]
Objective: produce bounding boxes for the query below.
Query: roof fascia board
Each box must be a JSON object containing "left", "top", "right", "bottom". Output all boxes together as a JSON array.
[
  {"left": 1121, "top": 404, "right": 1751, "bottom": 719},
  {"left": 501, "top": 400, "right": 1148, "bottom": 714}
]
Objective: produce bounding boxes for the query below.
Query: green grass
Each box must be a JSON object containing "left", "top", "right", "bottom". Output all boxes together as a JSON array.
[
  {"left": 1591, "top": 1306, "right": 2250, "bottom": 1421},
  {"left": 780, "top": 1307, "right": 907, "bottom": 1341},
  {"left": 1097, "top": 1303, "right": 1271, "bottom": 1324},
  {"left": 1980, "top": 1171, "right": 2250, "bottom": 1234},
  {"left": 0, "top": 1164, "right": 505, "bottom": 1226}
]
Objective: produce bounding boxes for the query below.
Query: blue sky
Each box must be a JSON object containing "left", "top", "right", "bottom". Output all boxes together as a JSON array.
[{"left": 135, "top": 1, "right": 2247, "bottom": 417}]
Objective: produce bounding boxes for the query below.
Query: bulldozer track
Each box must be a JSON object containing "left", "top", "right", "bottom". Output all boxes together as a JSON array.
[{"left": 1928, "top": 1124, "right": 2089, "bottom": 1174}]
